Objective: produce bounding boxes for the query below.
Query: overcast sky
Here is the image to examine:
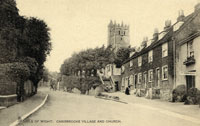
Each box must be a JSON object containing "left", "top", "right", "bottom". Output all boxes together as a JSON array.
[{"left": 16, "top": 0, "right": 198, "bottom": 72}]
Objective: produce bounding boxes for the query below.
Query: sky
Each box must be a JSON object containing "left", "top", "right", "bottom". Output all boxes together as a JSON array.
[{"left": 16, "top": 0, "right": 198, "bottom": 72}]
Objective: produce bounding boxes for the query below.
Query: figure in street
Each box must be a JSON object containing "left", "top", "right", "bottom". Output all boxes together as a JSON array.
[{"left": 125, "top": 86, "right": 130, "bottom": 95}]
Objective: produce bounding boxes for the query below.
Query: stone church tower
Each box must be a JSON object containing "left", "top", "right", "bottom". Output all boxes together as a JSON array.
[{"left": 107, "top": 20, "right": 130, "bottom": 52}]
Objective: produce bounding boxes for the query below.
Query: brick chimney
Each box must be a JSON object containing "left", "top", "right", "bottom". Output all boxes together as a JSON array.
[
  {"left": 195, "top": 3, "right": 200, "bottom": 12},
  {"left": 153, "top": 28, "right": 159, "bottom": 42},
  {"left": 177, "top": 10, "right": 185, "bottom": 22},
  {"left": 164, "top": 20, "right": 171, "bottom": 31},
  {"left": 141, "top": 37, "right": 148, "bottom": 49}
]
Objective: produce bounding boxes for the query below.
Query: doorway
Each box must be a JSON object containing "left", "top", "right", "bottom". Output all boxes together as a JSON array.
[
  {"left": 186, "top": 75, "right": 195, "bottom": 91},
  {"left": 115, "top": 81, "right": 119, "bottom": 91},
  {"left": 134, "top": 74, "right": 137, "bottom": 89}
]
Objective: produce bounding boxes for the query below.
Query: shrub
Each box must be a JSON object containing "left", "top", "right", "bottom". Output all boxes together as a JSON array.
[
  {"left": 7, "top": 62, "right": 30, "bottom": 82},
  {"left": 184, "top": 88, "right": 200, "bottom": 105},
  {"left": 172, "top": 85, "right": 186, "bottom": 102},
  {"left": 15, "top": 57, "right": 38, "bottom": 76}
]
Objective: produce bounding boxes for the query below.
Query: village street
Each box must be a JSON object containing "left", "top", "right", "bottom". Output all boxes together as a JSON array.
[{"left": 18, "top": 88, "right": 200, "bottom": 126}]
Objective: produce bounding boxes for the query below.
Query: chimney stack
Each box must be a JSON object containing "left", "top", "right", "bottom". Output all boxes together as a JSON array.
[
  {"left": 177, "top": 10, "right": 185, "bottom": 22},
  {"left": 153, "top": 28, "right": 159, "bottom": 42},
  {"left": 195, "top": 2, "right": 200, "bottom": 12},
  {"left": 141, "top": 37, "right": 148, "bottom": 48},
  {"left": 164, "top": 20, "right": 171, "bottom": 31},
  {"left": 143, "top": 36, "right": 148, "bottom": 42},
  {"left": 121, "top": 21, "right": 124, "bottom": 27}
]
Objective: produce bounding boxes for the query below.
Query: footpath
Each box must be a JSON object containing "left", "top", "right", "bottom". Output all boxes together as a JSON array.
[
  {"left": 103, "top": 92, "right": 200, "bottom": 120},
  {"left": 0, "top": 87, "right": 49, "bottom": 126}
]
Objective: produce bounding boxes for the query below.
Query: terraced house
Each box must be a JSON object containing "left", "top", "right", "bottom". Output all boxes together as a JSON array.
[{"left": 121, "top": 3, "right": 200, "bottom": 101}]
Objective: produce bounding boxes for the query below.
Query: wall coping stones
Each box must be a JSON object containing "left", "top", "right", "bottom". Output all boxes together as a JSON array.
[{"left": 0, "top": 94, "right": 17, "bottom": 98}]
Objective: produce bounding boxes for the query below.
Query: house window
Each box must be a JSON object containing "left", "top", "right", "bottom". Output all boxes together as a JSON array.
[
  {"left": 148, "top": 50, "right": 153, "bottom": 63},
  {"left": 122, "top": 77, "right": 125, "bottom": 87},
  {"left": 125, "top": 77, "right": 129, "bottom": 87},
  {"left": 162, "top": 65, "right": 168, "bottom": 80},
  {"left": 138, "top": 73, "right": 142, "bottom": 84},
  {"left": 134, "top": 74, "right": 137, "bottom": 88},
  {"left": 107, "top": 65, "right": 110, "bottom": 72},
  {"left": 130, "top": 60, "right": 133, "bottom": 67},
  {"left": 188, "top": 41, "right": 194, "bottom": 57},
  {"left": 138, "top": 56, "right": 142, "bottom": 66},
  {"left": 119, "top": 30, "right": 124, "bottom": 35},
  {"left": 148, "top": 69, "right": 153, "bottom": 82},
  {"left": 124, "top": 31, "right": 126, "bottom": 35},
  {"left": 129, "top": 75, "right": 134, "bottom": 85},
  {"left": 162, "top": 43, "right": 168, "bottom": 57},
  {"left": 144, "top": 72, "right": 147, "bottom": 88},
  {"left": 121, "top": 65, "right": 125, "bottom": 73}
]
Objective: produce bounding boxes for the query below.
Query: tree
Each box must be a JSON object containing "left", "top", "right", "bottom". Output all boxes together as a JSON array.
[
  {"left": 0, "top": 0, "right": 19, "bottom": 28},
  {"left": 42, "top": 67, "right": 49, "bottom": 82},
  {"left": 60, "top": 45, "right": 115, "bottom": 92},
  {"left": 60, "top": 45, "right": 115, "bottom": 77},
  {"left": 16, "top": 17, "right": 52, "bottom": 93},
  {"left": 114, "top": 47, "right": 135, "bottom": 67},
  {"left": 0, "top": 0, "right": 52, "bottom": 96}
]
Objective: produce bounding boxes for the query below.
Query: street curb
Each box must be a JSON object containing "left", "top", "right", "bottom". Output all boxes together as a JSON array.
[
  {"left": 0, "top": 106, "right": 6, "bottom": 110},
  {"left": 95, "top": 96, "right": 128, "bottom": 104},
  {"left": 130, "top": 103, "right": 200, "bottom": 125},
  {"left": 9, "top": 94, "right": 49, "bottom": 126}
]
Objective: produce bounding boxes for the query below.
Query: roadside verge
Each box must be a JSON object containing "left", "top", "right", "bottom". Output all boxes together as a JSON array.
[{"left": 9, "top": 94, "right": 49, "bottom": 126}]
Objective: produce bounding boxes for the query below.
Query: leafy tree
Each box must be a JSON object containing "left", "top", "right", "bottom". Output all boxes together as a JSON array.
[
  {"left": 42, "top": 67, "right": 49, "bottom": 82},
  {"left": 0, "top": 0, "right": 52, "bottom": 96},
  {"left": 114, "top": 47, "right": 135, "bottom": 67},
  {"left": 0, "top": 0, "right": 19, "bottom": 28},
  {"left": 60, "top": 45, "right": 114, "bottom": 77},
  {"left": 60, "top": 45, "right": 116, "bottom": 92},
  {"left": 18, "top": 17, "right": 52, "bottom": 93}
]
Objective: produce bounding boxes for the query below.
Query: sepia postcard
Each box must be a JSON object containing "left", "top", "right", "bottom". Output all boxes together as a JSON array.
[{"left": 0, "top": 0, "right": 200, "bottom": 126}]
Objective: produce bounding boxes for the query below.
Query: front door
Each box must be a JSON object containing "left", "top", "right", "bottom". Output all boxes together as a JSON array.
[
  {"left": 186, "top": 75, "right": 195, "bottom": 91},
  {"left": 144, "top": 73, "right": 147, "bottom": 88},
  {"left": 115, "top": 81, "right": 119, "bottom": 91},
  {"left": 134, "top": 74, "right": 137, "bottom": 89}
]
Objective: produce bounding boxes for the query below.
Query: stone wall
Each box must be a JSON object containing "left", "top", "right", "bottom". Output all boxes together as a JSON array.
[
  {"left": 160, "top": 89, "right": 172, "bottom": 101},
  {"left": 0, "top": 94, "right": 17, "bottom": 107},
  {"left": 0, "top": 64, "right": 18, "bottom": 106},
  {"left": 87, "top": 86, "right": 104, "bottom": 96}
]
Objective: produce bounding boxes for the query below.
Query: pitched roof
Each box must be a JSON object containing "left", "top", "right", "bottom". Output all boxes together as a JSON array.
[{"left": 122, "top": 10, "right": 200, "bottom": 65}]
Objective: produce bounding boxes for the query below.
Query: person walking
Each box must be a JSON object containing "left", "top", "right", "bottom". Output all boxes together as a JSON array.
[
  {"left": 125, "top": 86, "right": 130, "bottom": 95},
  {"left": 50, "top": 79, "right": 54, "bottom": 91},
  {"left": 57, "top": 81, "right": 60, "bottom": 91}
]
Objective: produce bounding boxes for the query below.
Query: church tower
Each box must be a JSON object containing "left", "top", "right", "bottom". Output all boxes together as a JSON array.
[{"left": 107, "top": 20, "right": 130, "bottom": 52}]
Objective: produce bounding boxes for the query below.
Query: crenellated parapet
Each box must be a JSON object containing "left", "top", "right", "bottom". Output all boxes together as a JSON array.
[{"left": 108, "top": 20, "right": 130, "bottom": 52}]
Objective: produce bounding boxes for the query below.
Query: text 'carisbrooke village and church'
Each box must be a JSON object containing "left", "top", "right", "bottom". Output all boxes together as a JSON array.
[{"left": 97, "top": 3, "right": 200, "bottom": 101}]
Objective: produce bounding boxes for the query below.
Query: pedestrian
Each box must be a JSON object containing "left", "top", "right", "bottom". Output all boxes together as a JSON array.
[
  {"left": 125, "top": 86, "right": 130, "bottom": 95},
  {"left": 57, "top": 81, "right": 60, "bottom": 91},
  {"left": 16, "top": 86, "right": 21, "bottom": 102},
  {"left": 53, "top": 80, "right": 57, "bottom": 91},
  {"left": 50, "top": 79, "right": 54, "bottom": 91}
]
